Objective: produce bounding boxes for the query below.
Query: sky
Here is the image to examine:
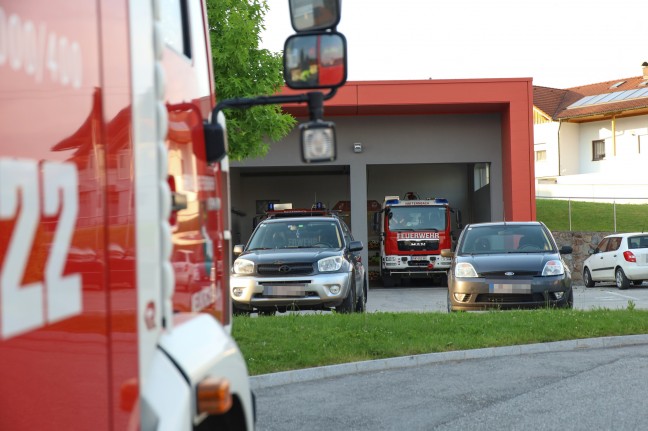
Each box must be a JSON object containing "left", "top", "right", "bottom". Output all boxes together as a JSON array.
[{"left": 260, "top": 0, "right": 647, "bottom": 89}]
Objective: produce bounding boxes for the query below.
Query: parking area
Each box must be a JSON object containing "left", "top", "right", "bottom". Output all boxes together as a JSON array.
[{"left": 366, "top": 283, "right": 648, "bottom": 313}]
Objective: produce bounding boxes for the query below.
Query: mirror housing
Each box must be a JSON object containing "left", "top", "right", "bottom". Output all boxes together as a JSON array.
[
  {"left": 372, "top": 212, "right": 381, "bottom": 232},
  {"left": 233, "top": 245, "right": 244, "bottom": 256},
  {"left": 289, "top": 0, "right": 340, "bottom": 32},
  {"left": 203, "top": 111, "right": 228, "bottom": 163},
  {"left": 349, "top": 240, "right": 364, "bottom": 253},
  {"left": 284, "top": 32, "right": 347, "bottom": 90},
  {"left": 441, "top": 249, "right": 454, "bottom": 258},
  {"left": 300, "top": 120, "right": 336, "bottom": 163},
  {"left": 560, "top": 245, "right": 573, "bottom": 255}
]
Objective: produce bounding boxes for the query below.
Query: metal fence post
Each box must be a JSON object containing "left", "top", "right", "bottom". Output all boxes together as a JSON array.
[{"left": 568, "top": 199, "right": 572, "bottom": 232}]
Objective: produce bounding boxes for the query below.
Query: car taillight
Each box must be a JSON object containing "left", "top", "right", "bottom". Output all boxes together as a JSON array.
[{"left": 623, "top": 251, "right": 636, "bottom": 262}]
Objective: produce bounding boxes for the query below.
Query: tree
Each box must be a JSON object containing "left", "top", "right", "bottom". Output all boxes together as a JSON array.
[{"left": 206, "top": 0, "right": 296, "bottom": 161}]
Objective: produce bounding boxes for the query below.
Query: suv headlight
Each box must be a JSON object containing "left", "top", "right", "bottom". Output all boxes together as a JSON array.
[
  {"left": 455, "top": 262, "right": 478, "bottom": 278},
  {"left": 542, "top": 260, "right": 564, "bottom": 276},
  {"left": 233, "top": 258, "right": 254, "bottom": 275},
  {"left": 318, "top": 256, "right": 343, "bottom": 272}
]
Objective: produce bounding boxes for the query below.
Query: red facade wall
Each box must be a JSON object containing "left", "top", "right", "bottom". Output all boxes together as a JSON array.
[{"left": 282, "top": 79, "right": 536, "bottom": 221}]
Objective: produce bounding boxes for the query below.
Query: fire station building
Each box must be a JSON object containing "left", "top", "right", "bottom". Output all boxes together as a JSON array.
[{"left": 230, "top": 79, "right": 535, "bottom": 269}]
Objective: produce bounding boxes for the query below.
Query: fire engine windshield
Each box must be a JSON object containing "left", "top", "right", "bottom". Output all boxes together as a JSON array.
[{"left": 388, "top": 206, "right": 447, "bottom": 231}]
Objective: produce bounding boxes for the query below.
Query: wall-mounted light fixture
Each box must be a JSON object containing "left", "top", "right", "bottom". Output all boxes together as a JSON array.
[{"left": 353, "top": 143, "right": 363, "bottom": 153}]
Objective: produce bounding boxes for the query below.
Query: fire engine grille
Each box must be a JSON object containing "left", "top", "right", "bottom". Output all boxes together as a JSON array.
[
  {"left": 257, "top": 262, "right": 314, "bottom": 276},
  {"left": 398, "top": 240, "right": 439, "bottom": 252},
  {"left": 407, "top": 260, "right": 429, "bottom": 267}
]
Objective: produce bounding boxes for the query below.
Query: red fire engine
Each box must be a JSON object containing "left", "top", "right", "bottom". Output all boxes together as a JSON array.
[
  {"left": 374, "top": 193, "right": 462, "bottom": 287},
  {"left": 0, "top": 0, "right": 346, "bottom": 429}
]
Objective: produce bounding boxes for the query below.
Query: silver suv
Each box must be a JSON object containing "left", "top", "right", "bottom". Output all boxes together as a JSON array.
[{"left": 230, "top": 214, "right": 367, "bottom": 315}]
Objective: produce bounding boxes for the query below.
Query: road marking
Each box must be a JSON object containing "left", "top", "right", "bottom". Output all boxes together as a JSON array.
[{"left": 599, "top": 291, "right": 639, "bottom": 300}]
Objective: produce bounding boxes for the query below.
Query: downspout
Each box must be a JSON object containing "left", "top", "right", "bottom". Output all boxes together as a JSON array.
[
  {"left": 557, "top": 119, "right": 562, "bottom": 177},
  {"left": 612, "top": 115, "right": 617, "bottom": 156}
]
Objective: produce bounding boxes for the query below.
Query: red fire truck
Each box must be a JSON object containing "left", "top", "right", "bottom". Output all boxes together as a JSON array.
[
  {"left": 374, "top": 193, "right": 462, "bottom": 287},
  {"left": 0, "top": 0, "right": 346, "bottom": 429}
]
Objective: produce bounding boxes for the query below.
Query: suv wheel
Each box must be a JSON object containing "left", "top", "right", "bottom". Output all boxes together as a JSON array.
[
  {"left": 355, "top": 280, "right": 367, "bottom": 313},
  {"left": 337, "top": 281, "right": 356, "bottom": 314}
]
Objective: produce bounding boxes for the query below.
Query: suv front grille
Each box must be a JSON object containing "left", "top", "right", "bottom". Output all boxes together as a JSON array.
[{"left": 257, "top": 262, "right": 314, "bottom": 276}]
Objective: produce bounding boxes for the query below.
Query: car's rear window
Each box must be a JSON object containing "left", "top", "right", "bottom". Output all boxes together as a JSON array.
[
  {"left": 459, "top": 225, "right": 553, "bottom": 254},
  {"left": 627, "top": 235, "right": 648, "bottom": 250},
  {"left": 248, "top": 221, "right": 342, "bottom": 249}
]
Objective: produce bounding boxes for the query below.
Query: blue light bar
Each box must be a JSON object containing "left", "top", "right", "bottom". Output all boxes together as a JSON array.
[
  {"left": 267, "top": 202, "right": 275, "bottom": 211},
  {"left": 434, "top": 198, "right": 448, "bottom": 204},
  {"left": 385, "top": 199, "right": 400, "bottom": 205}
]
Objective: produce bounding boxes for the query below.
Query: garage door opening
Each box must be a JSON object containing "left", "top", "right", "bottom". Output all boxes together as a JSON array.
[{"left": 230, "top": 165, "right": 351, "bottom": 245}]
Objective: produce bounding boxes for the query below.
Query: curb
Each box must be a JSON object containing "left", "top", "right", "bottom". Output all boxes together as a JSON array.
[{"left": 250, "top": 334, "right": 648, "bottom": 390}]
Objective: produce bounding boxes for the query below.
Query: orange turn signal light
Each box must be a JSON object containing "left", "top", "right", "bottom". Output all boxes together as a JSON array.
[{"left": 197, "top": 377, "right": 233, "bottom": 415}]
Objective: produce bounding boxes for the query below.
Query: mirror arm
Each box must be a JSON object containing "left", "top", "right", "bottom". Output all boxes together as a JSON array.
[{"left": 210, "top": 90, "right": 335, "bottom": 123}]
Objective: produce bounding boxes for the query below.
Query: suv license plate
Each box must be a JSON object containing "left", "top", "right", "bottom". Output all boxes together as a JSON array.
[
  {"left": 265, "top": 286, "right": 305, "bottom": 297},
  {"left": 411, "top": 256, "right": 428, "bottom": 261}
]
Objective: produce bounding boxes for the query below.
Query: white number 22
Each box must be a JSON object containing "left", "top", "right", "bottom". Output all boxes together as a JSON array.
[{"left": 0, "top": 158, "right": 81, "bottom": 340}]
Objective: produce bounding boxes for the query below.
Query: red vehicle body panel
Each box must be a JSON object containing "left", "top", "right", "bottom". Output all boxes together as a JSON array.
[{"left": 0, "top": 1, "right": 228, "bottom": 428}]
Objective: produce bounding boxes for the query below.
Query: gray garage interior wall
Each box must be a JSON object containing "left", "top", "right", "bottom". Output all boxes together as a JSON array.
[
  {"left": 230, "top": 169, "right": 350, "bottom": 245},
  {"left": 230, "top": 113, "right": 503, "bottom": 265}
]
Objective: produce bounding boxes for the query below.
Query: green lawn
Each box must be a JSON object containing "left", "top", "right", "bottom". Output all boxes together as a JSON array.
[
  {"left": 233, "top": 307, "right": 648, "bottom": 375},
  {"left": 536, "top": 199, "right": 648, "bottom": 232}
]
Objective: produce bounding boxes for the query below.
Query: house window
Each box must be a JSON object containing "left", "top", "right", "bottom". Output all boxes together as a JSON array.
[
  {"left": 535, "top": 150, "right": 547, "bottom": 161},
  {"left": 592, "top": 140, "right": 605, "bottom": 161}
]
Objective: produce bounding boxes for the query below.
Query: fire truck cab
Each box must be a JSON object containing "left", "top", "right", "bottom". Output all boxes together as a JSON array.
[
  {"left": 374, "top": 194, "right": 462, "bottom": 287},
  {"left": 0, "top": 0, "right": 346, "bottom": 429}
]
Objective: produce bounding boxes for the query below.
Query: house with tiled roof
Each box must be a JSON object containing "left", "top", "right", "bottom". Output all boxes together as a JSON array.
[{"left": 533, "top": 62, "right": 648, "bottom": 202}]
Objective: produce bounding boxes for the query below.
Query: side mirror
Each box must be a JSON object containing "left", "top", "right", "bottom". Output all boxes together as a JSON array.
[
  {"left": 455, "top": 210, "right": 463, "bottom": 230},
  {"left": 441, "top": 249, "right": 454, "bottom": 258},
  {"left": 233, "top": 245, "right": 244, "bottom": 256},
  {"left": 348, "top": 240, "right": 363, "bottom": 253},
  {"left": 203, "top": 111, "right": 228, "bottom": 163},
  {"left": 560, "top": 245, "right": 573, "bottom": 255},
  {"left": 284, "top": 32, "right": 347, "bottom": 90},
  {"left": 289, "top": 0, "right": 340, "bottom": 32},
  {"left": 372, "top": 212, "right": 381, "bottom": 232},
  {"left": 300, "top": 120, "right": 336, "bottom": 163}
]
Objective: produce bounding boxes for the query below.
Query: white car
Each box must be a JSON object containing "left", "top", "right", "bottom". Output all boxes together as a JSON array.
[{"left": 583, "top": 233, "right": 648, "bottom": 289}]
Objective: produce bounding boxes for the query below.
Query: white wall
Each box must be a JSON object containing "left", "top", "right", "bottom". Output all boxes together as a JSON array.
[
  {"left": 577, "top": 116, "right": 648, "bottom": 177},
  {"left": 534, "top": 121, "right": 560, "bottom": 178}
]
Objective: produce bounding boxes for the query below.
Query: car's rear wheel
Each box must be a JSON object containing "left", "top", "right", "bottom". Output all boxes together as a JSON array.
[
  {"left": 583, "top": 268, "right": 595, "bottom": 288},
  {"left": 616, "top": 267, "right": 630, "bottom": 290},
  {"left": 337, "top": 281, "right": 356, "bottom": 314}
]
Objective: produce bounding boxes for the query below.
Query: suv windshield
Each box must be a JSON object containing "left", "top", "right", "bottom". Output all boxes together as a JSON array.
[
  {"left": 459, "top": 224, "right": 553, "bottom": 254},
  {"left": 247, "top": 220, "right": 342, "bottom": 250}
]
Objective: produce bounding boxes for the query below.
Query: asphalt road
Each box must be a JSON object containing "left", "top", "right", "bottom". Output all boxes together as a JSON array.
[
  {"left": 254, "top": 341, "right": 648, "bottom": 430},
  {"left": 251, "top": 282, "right": 648, "bottom": 430}
]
